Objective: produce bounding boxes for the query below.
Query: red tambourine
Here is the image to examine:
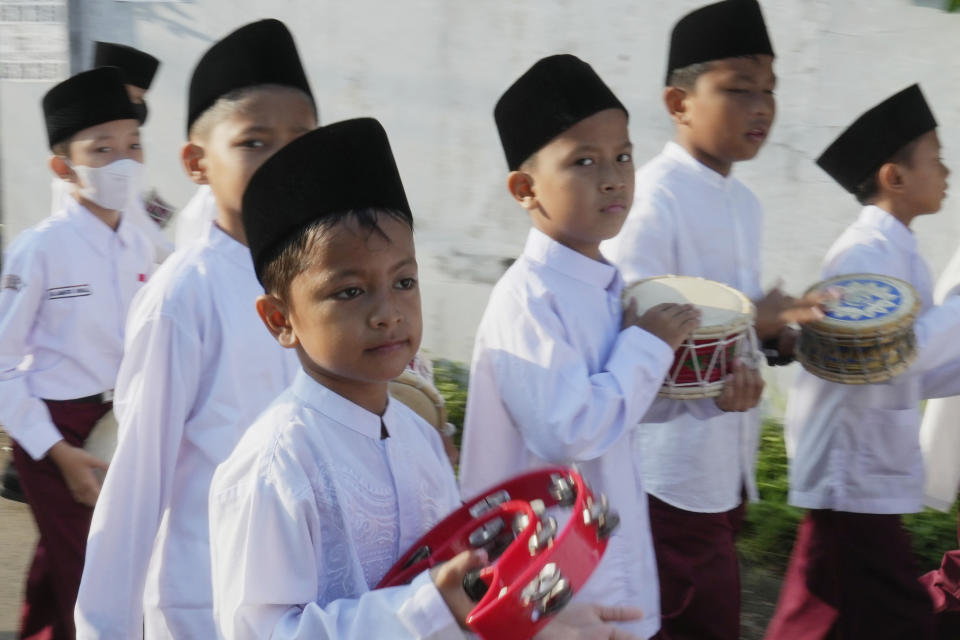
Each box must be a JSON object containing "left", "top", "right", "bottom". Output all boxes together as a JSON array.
[{"left": 376, "top": 468, "right": 619, "bottom": 640}]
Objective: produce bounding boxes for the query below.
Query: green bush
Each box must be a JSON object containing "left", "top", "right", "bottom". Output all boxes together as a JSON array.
[{"left": 433, "top": 359, "right": 469, "bottom": 447}]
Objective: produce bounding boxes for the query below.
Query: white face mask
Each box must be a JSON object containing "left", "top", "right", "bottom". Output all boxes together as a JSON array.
[{"left": 70, "top": 158, "right": 144, "bottom": 212}]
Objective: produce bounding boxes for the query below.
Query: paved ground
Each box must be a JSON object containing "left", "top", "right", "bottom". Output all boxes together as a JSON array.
[
  {"left": 0, "top": 429, "right": 780, "bottom": 639},
  {"left": 1, "top": 432, "right": 35, "bottom": 639}
]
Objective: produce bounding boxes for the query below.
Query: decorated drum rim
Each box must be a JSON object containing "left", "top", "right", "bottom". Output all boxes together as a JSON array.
[
  {"left": 622, "top": 275, "right": 755, "bottom": 339},
  {"left": 796, "top": 348, "right": 917, "bottom": 385},
  {"left": 801, "top": 273, "right": 920, "bottom": 336}
]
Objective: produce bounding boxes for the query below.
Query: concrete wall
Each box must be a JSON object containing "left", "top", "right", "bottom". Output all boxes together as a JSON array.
[{"left": 2, "top": 0, "right": 960, "bottom": 369}]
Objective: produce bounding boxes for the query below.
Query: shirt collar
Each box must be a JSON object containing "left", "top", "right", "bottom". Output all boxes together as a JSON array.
[
  {"left": 523, "top": 227, "right": 620, "bottom": 291},
  {"left": 63, "top": 197, "right": 127, "bottom": 256},
  {"left": 662, "top": 141, "right": 735, "bottom": 191},
  {"left": 291, "top": 369, "right": 384, "bottom": 440},
  {"left": 857, "top": 205, "right": 917, "bottom": 254},
  {"left": 208, "top": 223, "right": 257, "bottom": 274}
]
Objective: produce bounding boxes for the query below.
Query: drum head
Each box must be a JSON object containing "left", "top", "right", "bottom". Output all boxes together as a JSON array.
[
  {"left": 805, "top": 274, "right": 919, "bottom": 334},
  {"left": 623, "top": 276, "right": 754, "bottom": 337},
  {"left": 389, "top": 370, "right": 447, "bottom": 430}
]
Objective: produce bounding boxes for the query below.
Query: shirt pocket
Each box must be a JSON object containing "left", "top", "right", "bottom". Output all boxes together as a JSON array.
[{"left": 849, "top": 405, "right": 919, "bottom": 478}]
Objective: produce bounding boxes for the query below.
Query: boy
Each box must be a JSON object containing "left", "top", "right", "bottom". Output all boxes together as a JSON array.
[
  {"left": 600, "top": 3, "right": 819, "bottom": 636},
  {"left": 0, "top": 66, "right": 150, "bottom": 640},
  {"left": 92, "top": 41, "right": 175, "bottom": 262},
  {"left": 458, "top": 54, "right": 764, "bottom": 640},
  {"left": 210, "top": 116, "right": 648, "bottom": 640},
  {"left": 74, "top": 20, "right": 314, "bottom": 639},
  {"left": 766, "top": 84, "right": 960, "bottom": 639}
]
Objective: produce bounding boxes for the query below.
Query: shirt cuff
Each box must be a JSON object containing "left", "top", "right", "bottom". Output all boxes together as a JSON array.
[
  {"left": 397, "top": 570, "right": 464, "bottom": 640},
  {"left": 12, "top": 419, "right": 63, "bottom": 461},
  {"left": 615, "top": 325, "right": 675, "bottom": 373}
]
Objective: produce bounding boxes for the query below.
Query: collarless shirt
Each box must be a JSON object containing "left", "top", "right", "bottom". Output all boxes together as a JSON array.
[
  {"left": 209, "top": 370, "right": 463, "bottom": 640},
  {"left": 76, "top": 223, "right": 299, "bottom": 640},
  {"left": 0, "top": 198, "right": 153, "bottom": 459},
  {"left": 601, "top": 141, "right": 764, "bottom": 513},
  {"left": 786, "top": 205, "right": 960, "bottom": 514},
  {"left": 460, "top": 227, "right": 676, "bottom": 639}
]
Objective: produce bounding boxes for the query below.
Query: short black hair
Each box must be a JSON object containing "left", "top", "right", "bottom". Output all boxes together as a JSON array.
[
  {"left": 666, "top": 61, "right": 713, "bottom": 90},
  {"left": 260, "top": 208, "right": 413, "bottom": 297},
  {"left": 851, "top": 137, "right": 922, "bottom": 205}
]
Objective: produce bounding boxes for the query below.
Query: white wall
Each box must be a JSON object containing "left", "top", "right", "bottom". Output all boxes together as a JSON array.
[{"left": 2, "top": 0, "right": 960, "bottom": 369}]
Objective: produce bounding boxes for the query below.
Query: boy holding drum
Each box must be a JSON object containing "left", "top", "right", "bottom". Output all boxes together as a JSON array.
[
  {"left": 767, "top": 84, "right": 960, "bottom": 639},
  {"left": 601, "top": 2, "right": 813, "bottom": 636},
  {"left": 458, "top": 54, "right": 762, "bottom": 639}
]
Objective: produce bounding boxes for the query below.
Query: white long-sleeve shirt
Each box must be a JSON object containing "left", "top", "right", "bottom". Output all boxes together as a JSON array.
[
  {"left": 50, "top": 177, "right": 173, "bottom": 264},
  {"left": 459, "top": 227, "right": 707, "bottom": 640},
  {"left": 0, "top": 198, "right": 152, "bottom": 459},
  {"left": 173, "top": 185, "right": 216, "bottom": 249},
  {"left": 786, "top": 206, "right": 960, "bottom": 514},
  {"left": 209, "top": 370, "right": 464, "bottom": 640},
  {"left": 918, "top": 243, "right": 960, "bottom": 511},
  {"left": 601, "top": 141, "right": 764, "bottom": 513},
  {"left": 75, "top": 223, "right": 298, "bottom": 639}
]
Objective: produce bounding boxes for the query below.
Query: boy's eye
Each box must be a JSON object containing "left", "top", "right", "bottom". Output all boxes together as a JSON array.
[
  {"left": 131, "top": 143, "right": 142, "bottom": 151},
  {"left": 617, "top": 153, "right": 632, "bottom": 163},
  {"left": 334, "top": 286, "right": 363, "bottom": 300},
  {"left": 96, "top": 146, "right": 112, "bottom": 153},
  {"left": 396, "top": 277, "right": 417, "bottom": 290},
  {"left": 238, "top": 139, "right": 266, "bottom": 149},
  {"left": 574, "top": 158, "right": 595, "bottom": 167}
]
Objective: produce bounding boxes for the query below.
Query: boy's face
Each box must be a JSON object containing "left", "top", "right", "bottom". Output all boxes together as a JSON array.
[
  {"left": 514, "top": 108, "right": 633, "bottom": 260},
  {"left": 675, "top": 55, "right": 776, "bottom": 173},
  {"left": 899, "top": 130, "right": 949, "bottom": 215},
  {"left": 65, "top": 118, "right": 142, "bottom": 168},
  {"left": 191, "top": 87, "right": 316, "bottom": 221},
  {"left": 284, "top": 214, "right": 421, "bottom": 406}
]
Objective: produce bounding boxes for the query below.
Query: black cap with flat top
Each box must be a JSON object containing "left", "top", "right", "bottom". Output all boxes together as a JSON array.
[
  {"left": 666, "top": 0, "right": 775, "bottom": 85},
  {"left": 494, "top": 54, "right": 627, "bottom": 171},
  {"left": 242, "top": 118, "right": 412, "bottom": 283},
  {"left": 817, "top": 84, "right": 937, "bottom": 194}
]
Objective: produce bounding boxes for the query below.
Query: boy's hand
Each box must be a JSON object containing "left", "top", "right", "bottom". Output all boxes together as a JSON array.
[
  {"left": 47, "top": 440, "right": 109, "bottom": 507},
  {"left": 755, "top": 284, "right": 830, "bottom": 341},
  {"left": 430, "top": 548, "right": 488, "bottom": 627},
  {"left": 634, "top": 303, "right": 701, "bottom": 351},
  {"left": 715, "top": 359, "right": 765, "bottom": 413},
  {"left": 535, "top": 603, "right": 645, "bottom": 640}
]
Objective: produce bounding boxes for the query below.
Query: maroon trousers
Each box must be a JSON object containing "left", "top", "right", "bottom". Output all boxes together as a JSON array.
[
  {"left": 12, "top": 399, "right": 110, "bottom": 640},
  {"left": 920, "top": 510, "right": 960, "bottom": 637},
  {"left": 647, "top": 493, "right": 746, "bottom": 640},
  {"left": 764, "top": 511, "right": 936, "bottom": 640}
]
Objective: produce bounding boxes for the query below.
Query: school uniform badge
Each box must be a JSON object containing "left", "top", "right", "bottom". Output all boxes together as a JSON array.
[{"left": 48, "top": 284, "right": 92, "bottom": 299}]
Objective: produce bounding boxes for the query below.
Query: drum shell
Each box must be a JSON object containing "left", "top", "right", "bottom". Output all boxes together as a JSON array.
[{"left": 797, "top": 274, "right": 920, "bottom": 385}]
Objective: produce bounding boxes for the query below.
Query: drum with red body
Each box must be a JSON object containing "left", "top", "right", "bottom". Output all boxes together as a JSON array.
[
  {"left": 377, "top": 468, "right": 618, "bottom": 640},
  {"left": 623, "top": 276, "right": 757, "bottom": 398}
]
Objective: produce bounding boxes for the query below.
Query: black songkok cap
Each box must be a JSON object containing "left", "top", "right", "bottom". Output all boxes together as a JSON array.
[
  {"left": 666, "top": 0, "right": 775, "bottom": 85},
  {"left": 187, "top": 19, "right": 314, "bottom": 135},
  {"left": 817, "top": 84, "right": 937, "bottom": 194},
  {"left": 93, "top": 41, "right": 160, "bottom": 90},
  {"left": 494, "top": 54, "right": 627, "bottom": 171},
  {"left": 43, "top": 67, "right": 138, "bottom": 149},
  {"left": 242, "top": 118, "right": 412, "bottom": 283}
]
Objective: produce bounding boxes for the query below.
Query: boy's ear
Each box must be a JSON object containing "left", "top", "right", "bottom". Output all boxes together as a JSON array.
[
  {"left": 255, "top": 294, "right": 299, "bottom": 349},
  {"left": 877, "top": 162, "right": 905, "bottom": 195},
  {"left": 49, "top": 155, "right": 76, "bottom": 183},
  {"left": 181, "top": 142, "right": 208, "bottom": 185},
  {"left": 506, "top": 170, "right": 538, "bottom": 212},
  {"left": 664, "top": 86, "right": 690, "bottom": 125}
]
